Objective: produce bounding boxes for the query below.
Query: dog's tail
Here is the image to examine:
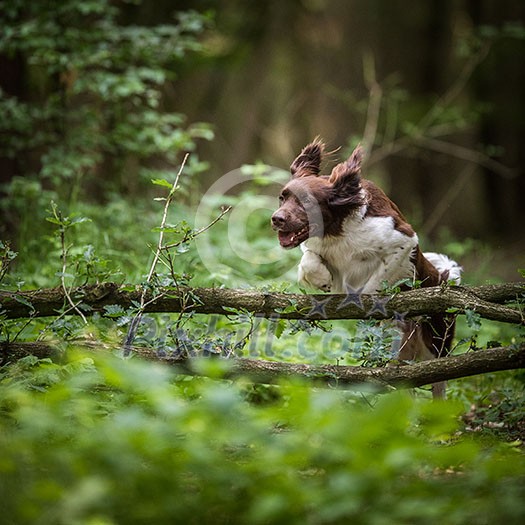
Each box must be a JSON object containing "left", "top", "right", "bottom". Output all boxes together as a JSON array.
[{"left": 423, "top": 252, "right": 462, "bottom": 284}]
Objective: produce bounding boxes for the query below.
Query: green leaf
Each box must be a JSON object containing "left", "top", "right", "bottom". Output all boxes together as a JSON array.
[
  {"left": 222, "top": 306, "right": 241, "bottom": 314},
  {"left": 151, "top": 226, "right": 180, "bottom": 233},
  {"left": 103, "top": 304, "right": 126, "bottom": 318},
  {"left": 464, "top": 308, "right": 482, "bottom": 331},
  {"left": 151, "top": 178, "right": 174, "bottom": 189},
  {"left": 274, "top": 319, "right": 286, "bottom": 339},
  {"left": 70, "top": 216, "right": 91, "bottom": 226},
  {"left": 12, "top": 294, "right": 35, "bottom": 311}
]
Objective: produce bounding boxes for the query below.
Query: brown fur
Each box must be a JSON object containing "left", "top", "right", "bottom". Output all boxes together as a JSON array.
[
  {"left": 273, "top": 139, "right": 460, "bottom": 397},
  {"left": 362, "top": 180, "right": 415, "bottom": 237}
]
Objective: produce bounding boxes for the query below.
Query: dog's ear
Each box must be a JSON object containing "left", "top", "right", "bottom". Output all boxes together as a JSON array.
[
  {"left": 290, "top": 138, "right": 325, "bottom": 177},
  {"left": 328, "top": 145, "right": 364, "bottom": 207},
  {"left": 329, "top": 145, "right": 363, "bottom": 183}
]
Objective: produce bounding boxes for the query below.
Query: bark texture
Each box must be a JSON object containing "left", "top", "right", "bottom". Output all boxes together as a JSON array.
[
  {"left": 2, "top": 341, "right": 524, "bottom": 392},
  {"left": 0, "top": 282, "right": 523, "bottom": 323}
]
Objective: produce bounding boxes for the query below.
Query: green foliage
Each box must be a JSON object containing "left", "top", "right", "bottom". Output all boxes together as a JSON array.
[
  {"left": 192, "top": 165, "right": 296, "bottom": 287},
  {"left": 458, "top": 21, "right": 525, "bottom": 57},
  {"left": 0, "top": 0, "right": 213, "bottom": 236},
  {"left": 349, "top": 319, "right": 400, "bottom": 367},
  {"left": 0, "top": 240, "right": 17, "bottom": 283},
  {"left": 0, "top": 353, "right": 524, "bottom": 525},
  {"left": 464, "top": 308, "right": 482, "bottom": 332},
  {"left": 0, "top": 6, "right": 523, "bottom": 522}
]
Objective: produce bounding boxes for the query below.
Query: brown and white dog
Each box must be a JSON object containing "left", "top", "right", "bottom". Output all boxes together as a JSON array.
[{"left": 271, "top": 139, "right": 462, "bottom": 397}]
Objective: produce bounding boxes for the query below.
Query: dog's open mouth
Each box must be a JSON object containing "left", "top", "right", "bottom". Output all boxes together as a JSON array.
[{"left": 277, "top": 225, "right": 310, "bottom": 249}]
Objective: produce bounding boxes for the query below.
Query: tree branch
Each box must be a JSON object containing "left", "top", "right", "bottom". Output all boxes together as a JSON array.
[
  {"left": 0, "top": 282, "right": 523, "bottom": 324},
  {"left": 2, "top": 340, "right": 524, "bottom": 392}
]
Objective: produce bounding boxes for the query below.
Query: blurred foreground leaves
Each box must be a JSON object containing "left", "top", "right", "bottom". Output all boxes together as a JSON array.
[{"left": 0, "top": 352, "right": 524, "bottom": 524}]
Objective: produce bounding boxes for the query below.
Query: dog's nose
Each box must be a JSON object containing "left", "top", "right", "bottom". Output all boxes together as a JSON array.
[{"left": 271, "top": 211, "right": 286, "bottom": 229}]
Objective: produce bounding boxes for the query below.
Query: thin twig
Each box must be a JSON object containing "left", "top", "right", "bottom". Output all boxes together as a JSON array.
[
  {"left": 122, "top": 154, "right": 189, "bottom": 354},
  {"left": 146, "top": 154, "right": 189, "bottom": 283},
  {"left": 36, "top": 299, "right": 85, "bottom": 341},
  {"left": 414, "top": 136, "right": 515, "bottom": 178},
  {"left": 396, "top": 323, "right": 419, "bottom": 357},
  {"left": 60, "top": 229, "right": 88, "bottom": 325},
  {"left": 161, "top": 205, "right": 232, "bottom": 251},
  {"left": 365, "top": 40, "right": 514, "bottom": 179},
  {"left": 417, "top": 42, "right": 492, "bottom": 130},
  {"left": 423, "top": 164, "right": 474, "bottom": 235},
  {"left": 9, "top": 316, "right": 34, "bottom": 344}
]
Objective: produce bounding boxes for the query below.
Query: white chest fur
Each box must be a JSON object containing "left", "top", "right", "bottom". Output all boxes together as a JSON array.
[{"left": 301, "top": 214, "right": 418, "bottom": 293}]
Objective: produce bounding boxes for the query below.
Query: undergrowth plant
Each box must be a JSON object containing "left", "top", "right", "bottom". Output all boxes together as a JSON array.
[
  {"left": 0, "top": 352, "right": 524, "bottom": 525},
  {"left": 0, "top": 0, "right": 213, "bottom": 249}
]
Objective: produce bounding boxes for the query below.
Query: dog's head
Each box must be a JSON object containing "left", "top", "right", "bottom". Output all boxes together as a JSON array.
[{"left": 271, "top": 139, "right": 365, "bottom": 249}]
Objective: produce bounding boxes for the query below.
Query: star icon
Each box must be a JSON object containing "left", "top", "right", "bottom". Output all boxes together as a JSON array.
[
  {"left": 367, "top": 295, "right": 391, "bottom": 317},
  {"left": 337, "top": 285, "right": 365, "bottom": 311},
  {"left": 393, "top": 310, "right": 408, "bottom": 323},
  {"left": 307, "top": 296, "right": 332, "bottom": 319}
]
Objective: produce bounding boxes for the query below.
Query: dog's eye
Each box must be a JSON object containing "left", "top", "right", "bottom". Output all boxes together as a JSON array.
[{"left": 279, "top": 195, "right": 284, "bottom": 204}]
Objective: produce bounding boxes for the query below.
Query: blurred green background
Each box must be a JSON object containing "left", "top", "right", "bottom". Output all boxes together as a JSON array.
[{"left": 1, "top": 0, "right": 524, "bottom": 283}]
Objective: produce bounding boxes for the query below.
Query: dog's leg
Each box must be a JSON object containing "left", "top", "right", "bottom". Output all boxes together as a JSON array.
[
  {"left": 361, "top": 248, "right": 415, "bottom": 294},
  {"left": 431, "top": 381, "right": 447, "bottom": 399},
  {"left": 298, "top": 250, "right": 332, "bottom": 291},
  {"left": 397, "top": 320, "right": 448, "bottom": 399}
]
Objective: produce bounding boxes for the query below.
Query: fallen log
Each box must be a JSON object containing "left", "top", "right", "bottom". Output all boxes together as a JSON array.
[
  {"left": 2, "top": 340, "right": 524, "bottom": 392},
  {"left": 0, "top": 282, "right": 523, "bottom": 324}
]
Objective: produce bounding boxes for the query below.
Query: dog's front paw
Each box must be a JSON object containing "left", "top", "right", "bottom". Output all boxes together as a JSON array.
[{"left": 298, "top": 251, "right": 332, "bottom": 292}]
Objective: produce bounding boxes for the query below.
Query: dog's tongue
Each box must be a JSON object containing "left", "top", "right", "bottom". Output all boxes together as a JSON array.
[{"left": 278, "top": 230, "right": 296, "bottom": 248}]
